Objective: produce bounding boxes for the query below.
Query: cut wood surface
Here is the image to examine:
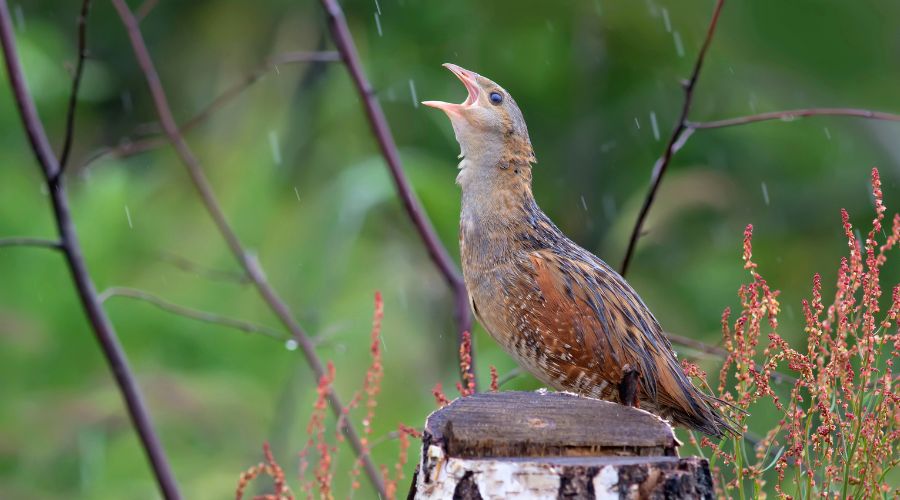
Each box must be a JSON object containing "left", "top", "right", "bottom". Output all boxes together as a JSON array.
[
  {"left": 410, "top": 391, "right": 713, "bottom": 499},
  {"left": 424, "top": 391, "right": 679, "bottom": 458}
]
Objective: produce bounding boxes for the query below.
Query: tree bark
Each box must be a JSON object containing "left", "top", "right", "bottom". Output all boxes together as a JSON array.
[{"left": 409, "top": 391, "right": 714, "bottom": 499}]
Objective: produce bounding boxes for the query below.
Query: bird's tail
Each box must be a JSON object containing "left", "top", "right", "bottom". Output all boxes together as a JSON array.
[
  {"left": 667, "top": 389, "right": 742, "bottom": 439},
  {"left": 652, "top": 355, "right": 742, "bottom": 438}
]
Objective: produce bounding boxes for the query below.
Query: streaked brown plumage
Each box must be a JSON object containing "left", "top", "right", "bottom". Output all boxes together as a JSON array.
[{"left": 424, "top": 64, "right": 735, "bottom": 437}]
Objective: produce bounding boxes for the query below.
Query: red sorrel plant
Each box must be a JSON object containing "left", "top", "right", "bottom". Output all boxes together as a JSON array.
[
  {"left": 690, "top": 168, "right": 899, "bottom": 499},
  {"left": 236, "top": 293, "right": 419, "bottom": 500}
]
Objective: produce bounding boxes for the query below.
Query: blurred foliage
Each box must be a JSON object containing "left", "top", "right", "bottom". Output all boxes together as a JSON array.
[{"left": 1, "top": 0, "right": 899, "bottom": 498}]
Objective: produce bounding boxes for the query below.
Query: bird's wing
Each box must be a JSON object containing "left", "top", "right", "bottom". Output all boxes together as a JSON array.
[{"left": 524, "top": 247, "right": 693, "bottom": 410}]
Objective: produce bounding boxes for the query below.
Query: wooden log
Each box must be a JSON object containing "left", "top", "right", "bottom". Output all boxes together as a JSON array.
[{"left": 409, "top": 391, "right": 714, "bottom": 499}]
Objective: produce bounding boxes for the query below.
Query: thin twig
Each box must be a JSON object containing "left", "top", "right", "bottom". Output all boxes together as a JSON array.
[
  {"left": 687, "top": 107, "right": 900, "bottom": 130},
  {"left": 665, "top": 331, "right": 797, "bottom": 386},
  {"left": 100, "top": 286, "right": 286, "bottom": 340},
  {"left": 58, "top": 0, "right": 90, "bottom": 173},
  {"left": 620, "top": 0, "right": 726, "bottom": 278},
  {"left": 157, "top": 252, "right": 249, "bottom": 284},
  {"left": 497, "top": 367, "right": 524, "bottom": 388},
  {"left": 0, "top": 237, "right": 62, "bottom": 249},
  {"left": 110, "top": 1, "right": 386, "bottom": 495},
  {"left": 77, "top": 51, "right": 339, "bottom": 171},
  {"left": 0, "top": 2, "right": 181, "bottom": 498},
  {"left": 318, "top": 0, "right": 476, "bottom": 389},
  {"left": 135, "top": 0, "right": 158, "bottom": 23}
]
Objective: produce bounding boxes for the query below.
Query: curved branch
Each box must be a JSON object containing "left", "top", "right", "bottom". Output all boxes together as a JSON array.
[
  {"left": 110, "top": 1, "right": 385, "bottom": 495},
  {"left": 100, "top": 286, "right": 286, "bottom": 340},
  {"left": 58, "top": 0, "right": 90, "bottom": 173},
  {"left": 620, "top": 0, "right": 726, "bottom": 278},
  {"left": 687, "top": 107, "right": 900, "bottom": 130},
  {"left": 318, "top": 0, "right": 476, "bottom": 388},
  {"left": 77, "top": 51, "right": 339, "bottom": 170},
  {"left": 0, "top": 2, "right": 181, "bottom": 498},
  {"left": 664, "top": 331, "right": 796, "bottom": 386},
  {"left": 0, "top": 237, "right": 62, "bottom": 249},
  {"left": 157, "top": 252, "right": 249, "bottom": 284}
]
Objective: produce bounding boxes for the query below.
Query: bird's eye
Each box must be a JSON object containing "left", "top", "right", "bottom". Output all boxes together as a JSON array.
[{"left": 489, "top": 92, "right": 503, "bottom": 105}]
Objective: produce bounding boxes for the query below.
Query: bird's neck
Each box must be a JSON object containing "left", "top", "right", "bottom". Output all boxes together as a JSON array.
[
  {"left": 458, "top": 158, "right": 535, "bottom": 228},
  {"left": 458, "top": 157, "right": 559, "bottom": 278}
]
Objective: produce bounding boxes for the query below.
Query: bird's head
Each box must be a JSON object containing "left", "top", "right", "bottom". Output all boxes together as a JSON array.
[{"left": 423, "top": 64, "right": 535, "bottom": 175}]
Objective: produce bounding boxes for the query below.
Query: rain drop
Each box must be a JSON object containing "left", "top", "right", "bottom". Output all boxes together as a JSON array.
[
  {"left": 649, "top": 111, "right": 660, "bottom": 141},
  {"left": 13, "top": 4, "right": 25, "bottom": 32},
  {"left": 673, "top": 31, "right": 685, "bottom": 58},
  {"left": 285, "top": 339, "right": 298, "bottom": 351},
  {"left": 409, "top": 79, "right": 418, "bottom": 108},
  {"left": 602, "top": 194, "right": 617, "bottom": 219},
  {"left": 121, "top": 91, "right": 133, "bottom": 113},
  {"left": 268, "top": 130, "right": 281, "bottom": 165}
]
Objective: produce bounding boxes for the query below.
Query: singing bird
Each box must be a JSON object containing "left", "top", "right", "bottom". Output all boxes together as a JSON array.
[{"left": 423, "top": 64, "right": 734, "bottom": 437}]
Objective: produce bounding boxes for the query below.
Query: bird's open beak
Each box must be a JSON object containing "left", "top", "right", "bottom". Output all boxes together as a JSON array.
[{"left": 422, "top": 63, "right": 481, "bottom": 116}]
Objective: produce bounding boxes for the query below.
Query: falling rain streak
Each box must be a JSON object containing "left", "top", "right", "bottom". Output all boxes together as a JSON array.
[
  {"left": 268, "top": 131, "right": 281, "bottom": 165},
  {"left": 761, "top": 182, "right": 770, "bottom": 206},
  {"left": 294, "top": 187, "right": 301, "bottom": 201},
  {"left": 602, "top": 195, "right": 616, "bottom": 220},
  {"left": 634, "top": 117, "right": 641, "bottom": 129},
  {"left": 409, "top": 79, "right": 418, "bottom": 108},
  {"left": 121, "top": 91, "right": 133, "bottom": 113},
  {"left": 374, "top": 0, "right": 381, "bottom": 15},
  {"left": 661, "top": 8, "right": 671, "bottom": 32},
  {"left": 581, "top": 195, "right": 588, "bottom": 211},
  {"left": 673, "top": 31, "right": 685, "bottom": 58},
  {"left": 374, "top": 12, "right": 383, "bottom": 37},
  {"left": 13, "top": 4, "right": 24, "bottom": 31},
  {"left": 124, "top": 206, "right": 133, "bottom": 229},
  {"left": 649, "top": 111, "right": 660, "bottom": 141}
]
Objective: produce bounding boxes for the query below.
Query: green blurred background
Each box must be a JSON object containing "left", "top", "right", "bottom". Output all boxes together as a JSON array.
[{"left": 2, "top": 0, "right": 899, "bottom": 498}]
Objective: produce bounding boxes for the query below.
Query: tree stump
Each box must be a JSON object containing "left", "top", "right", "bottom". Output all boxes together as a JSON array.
[{"left": 409, "top": 391, "right": 714, "bottom": 499}]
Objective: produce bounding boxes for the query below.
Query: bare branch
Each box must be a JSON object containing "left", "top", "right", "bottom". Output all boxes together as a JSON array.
[
  {"left": 100, "top": 286, "right": 285, "bottom": 340},
  {"left": 157, "top": 252, "right": 249, "bottom": 284},
  {"left": 0, "top": 237, "right": 61, "bottom": 249},
  {"left": 0, "top": 2, "right": 181, "bottom": 498},
  {"left": 58, "top": 0, "right": 91, "bottom": 173},
  {"left": 687, "top": 107, "right": 900, "bottom": 130},
  {"left": 620, "top": 0, "right": 726, "bottom": 278},
  {"left": 664, "top": 331, "right": 797, "bottom": 386},
  {"left": 76, "top": 51, "right": 339, "bottom": 170},
  {"left": 109, "top": 1, "right": 385, "bottom": 495},
  {"left": 665, "top": 331, "right": 727, "bottom": 358},
  {"left": 318, "top": 0, "right": 476, "bottom": 389},
  {"left": 497, "top": 367, "right": 524, "bottom": 388},
  {"left": 135, "top": 0, "right": 158, "bottom": 23},
  {"left": 180, "top": 51, "right": 339, "bottom": 134}
]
